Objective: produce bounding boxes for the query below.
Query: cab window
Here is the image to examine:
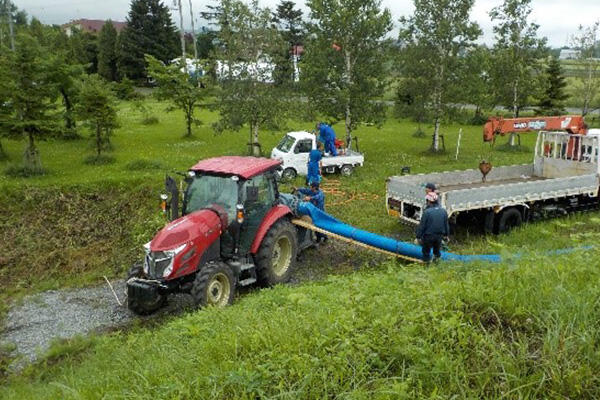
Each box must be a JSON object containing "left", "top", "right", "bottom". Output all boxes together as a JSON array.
[
  {"left": 242, "top": 174, "right": 275, "bottom": 207},
  {"left": 294, "top": 139, "right": 312, "bottom": 154}
]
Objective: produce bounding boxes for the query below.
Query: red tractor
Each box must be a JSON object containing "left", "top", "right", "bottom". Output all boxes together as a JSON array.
[{"left": 126, "top": 156, "right": 315, "bottom": 314}]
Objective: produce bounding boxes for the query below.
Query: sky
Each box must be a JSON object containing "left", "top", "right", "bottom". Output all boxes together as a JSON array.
[{"left": 12, "top": 0, "right": 600, "bottom": 48}]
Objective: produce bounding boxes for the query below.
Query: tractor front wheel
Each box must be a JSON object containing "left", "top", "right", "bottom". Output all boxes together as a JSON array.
[
  {"left": 256, "top": 219, "right": 298, "bottom": 286},
  {"left": 191, "top": 262, "right": 236, "bottom": 308}
]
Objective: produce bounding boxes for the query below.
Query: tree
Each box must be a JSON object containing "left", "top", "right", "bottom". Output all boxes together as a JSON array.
[
  {"left": 490, "top": 0, "right": 547, "bottom": 120},
  {"left": 399, "top": 0, "right": 481, "bottom": 151},
  {"left": 69, "top": 30, "right": 99, "bottom": 74},
  {"left": 570, "top": 21, "right": 600, "bottom": 116},
  {"left": 118, "top": 0, "right": 179, "bottom": 81},
  {"left": 459, "top": 45, "right": 495, "bottom": 122},
  {"left": 272, "top": 1, "right": 303, "bottom": 84},
  {"left": 146, "top": 55, "right": 207, "bottom": 137},
  {"left": 98, "top": 21, "right": 119, "bottom": 81},
  {"left": 2, "top": 33, "right": 59, "bottom": 173},
  {"left": 536, "top": 56, "right": 568, "bottom": 115},
  {"left": 75, "top": 74, "right": 119, "bottom": 159},
  {"left": 303, "top": 0, "right": 393, "bottom": 148},
  {"left": 196, "top": 29, "right": 216, "bottom": 59},
  {"left": 212, "top": 0, "right": 290, "bottom": 156}
]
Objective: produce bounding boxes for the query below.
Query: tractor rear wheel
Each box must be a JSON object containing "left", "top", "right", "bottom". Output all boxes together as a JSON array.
[
  {"left": 191, "top": 262, "right": 236, "bottom": 308},
  {"left": 256, "top": 219, "right": 298, "bottom": 286}
]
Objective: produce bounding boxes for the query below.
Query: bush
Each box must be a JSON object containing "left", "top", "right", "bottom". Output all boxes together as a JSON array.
[
  {"left": 4, "top": 164, "right": 45, "bottom": 177},
  {"left": 113, "top": 77, "right": 140, "bottom": 101},
  {"left": 125, "top": 159, "right": 162, "bottom": 171},
  {"left": 141, "top": 116, "right": 160, "bottom": 125},
  {"left": 83, "top": 155, "right": 115, "bottom": 165}
]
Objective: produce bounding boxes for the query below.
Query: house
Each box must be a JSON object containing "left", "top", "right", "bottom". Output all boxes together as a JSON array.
[
  {"left": 63, "top": 19, "right": 127, "bottom": 37},
  {"left": 559, "top": 49, "right": 581, "bottom": 60}
]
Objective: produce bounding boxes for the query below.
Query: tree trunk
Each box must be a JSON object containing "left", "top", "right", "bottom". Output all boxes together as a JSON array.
[
  {"left": 177, "top": 0, "right": 187, "bottom": 74},
  {"left": 512, "top": 79, "right": 519, "bottom": 118},
  {"left": 251, "top": 123, "right": 261, "bottom": 157},
  {"left": 96, "top": 124, "right": 102, "bottom": 156},
  {"left": 60, "top": 88, "right": 76, "bottom": 133},
  {"left": 23, "top": 130, "right": 41, "bottom": 171},
  {"left": 7, "top": 0, "right": 15, "bottom": 51},
  {"left": 582, "top": 63, "right": 593, "bottom": 116},
  {"left": 431, "top": 79, "right": 443, "bottom": 152},
  {"left": 185, "top": 105, "right": 193, "bottom": 137},
  {"left": 0, "top": 139, "right": 7, "bottom": 160},
  {"left": 344, "top": 48, "right": 353, "bottom": 149}
]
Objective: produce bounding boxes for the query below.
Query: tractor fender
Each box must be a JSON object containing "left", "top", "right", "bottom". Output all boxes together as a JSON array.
[{"left": 250, "top": 205, "right": 293, "bottom": 254}]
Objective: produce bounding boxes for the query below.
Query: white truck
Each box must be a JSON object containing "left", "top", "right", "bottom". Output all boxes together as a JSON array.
[
  {"left": 386, "top": 131, "right": 600, "bottom": 233},
  {"left": 271, "top": 131, "right": 364, "bottom": 180}
]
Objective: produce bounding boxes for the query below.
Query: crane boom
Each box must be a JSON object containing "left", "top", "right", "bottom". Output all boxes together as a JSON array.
[{"left": 483, "top": 115, "right": 588, "bottom": 142}]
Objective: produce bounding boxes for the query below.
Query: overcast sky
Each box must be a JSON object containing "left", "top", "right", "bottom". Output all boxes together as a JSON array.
[{"left": 12, "top": 0, "right": 600, "bottom": 47}]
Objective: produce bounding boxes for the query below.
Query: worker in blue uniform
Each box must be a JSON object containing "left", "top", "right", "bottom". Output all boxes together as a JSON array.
[
  {"left": 415, "top": 192, "right": 449, "bottom": 263},
  {"left": 296, "top": 182, "right": 327, "bottom": 242},
  {"left": 316, "top": 122, "right": 338, "bottom": 156},
  {"left": 306, "top": 141, "right": 323, "bottom": 185}
]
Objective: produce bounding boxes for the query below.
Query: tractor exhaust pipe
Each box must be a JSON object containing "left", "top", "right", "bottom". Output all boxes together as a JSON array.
[{"left": 165, "top": 175, "right": 179, "bottom": 221}]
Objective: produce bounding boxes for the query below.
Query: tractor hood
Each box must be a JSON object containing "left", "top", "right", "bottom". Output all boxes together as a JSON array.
[{"left": 151, "top": 209, "right": 222, "bottom": 252}]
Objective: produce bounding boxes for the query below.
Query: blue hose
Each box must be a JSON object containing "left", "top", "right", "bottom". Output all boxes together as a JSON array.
[{"left": 296, "top": 202, "right": 501, "bottom": 263}]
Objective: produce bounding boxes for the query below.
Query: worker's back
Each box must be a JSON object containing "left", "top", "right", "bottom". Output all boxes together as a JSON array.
[{"left": 417, "top": 204, "right": 449, "bottom": 237}]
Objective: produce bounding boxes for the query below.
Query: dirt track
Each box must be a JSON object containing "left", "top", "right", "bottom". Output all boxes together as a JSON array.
[{"left": 0, "top": 240, "right": 388, "bottom": 370}]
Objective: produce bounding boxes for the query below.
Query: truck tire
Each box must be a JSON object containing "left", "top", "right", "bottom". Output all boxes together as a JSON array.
[
  {"left": 340, "top": 164, "right": 353, "bottom": 177},
  {"left": 282, "top": 168, "right": 297, "bottom": 181},
  {"left": 127, "top": 263, "right": 166, "bottom": 315},
  {"left": 191, "top": 262, "right": 236, "bottom": 308},
  {"left": 497, "top": 208, "right": 522, "bottom": 234},
  {"left": 255, "top": 219, "right": 298, "bottom": 286}
]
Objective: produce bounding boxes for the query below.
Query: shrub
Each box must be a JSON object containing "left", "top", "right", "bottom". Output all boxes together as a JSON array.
[
  {"left": 125, "top": 159, "right": 162, "bottom": 171},
  {"left": 4, "top": 163, "right": 45, "bottom": 177},
  {"left": 83, "top": 155, "right": 115, "bottom": 165}
]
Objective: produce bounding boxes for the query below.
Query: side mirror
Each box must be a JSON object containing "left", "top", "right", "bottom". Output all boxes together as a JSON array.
[{"left": 246, "top": 186, "right": 259, "bottom": 203}]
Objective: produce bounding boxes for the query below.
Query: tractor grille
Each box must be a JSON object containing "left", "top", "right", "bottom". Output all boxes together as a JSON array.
[{"left": 145, "top": 251, "right": 173, "bottom": 279}]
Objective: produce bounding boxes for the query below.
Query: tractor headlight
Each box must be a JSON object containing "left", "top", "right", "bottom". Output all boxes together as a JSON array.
[
  {"left": 162, "top": 243, "right": 187, "bottom": 278},
  {"left": 143, "top": 241, "right": 151, "bottom": 274}
]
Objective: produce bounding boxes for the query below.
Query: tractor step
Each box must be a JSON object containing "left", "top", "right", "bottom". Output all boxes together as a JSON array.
[
  {"left": 239, "top": 263, "right": 255, "bottom": 271},
  {"left": 239, "top": 277, "right": 257, "bottom": 286}
]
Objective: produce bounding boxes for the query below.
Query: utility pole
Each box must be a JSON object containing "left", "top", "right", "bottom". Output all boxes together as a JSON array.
[{"left": 174, "top": 0, "right": 187, "bottom": 74}]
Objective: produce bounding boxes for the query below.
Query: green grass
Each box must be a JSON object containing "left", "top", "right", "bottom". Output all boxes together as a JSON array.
[
  {"left": 2, "top": 250, "right": 600, "bottom": 399},
  {"left": 3, "top": 98, "right": 600, "bottom": 397}
]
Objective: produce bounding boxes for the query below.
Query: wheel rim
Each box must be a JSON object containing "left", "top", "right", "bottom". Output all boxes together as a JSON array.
[
  {"left": 207, "top": 272, "right": 231, "bottom": 307},
  {"left": 341, "top": 166, "right": 352, "bottom": 176},
  {"left": 271, "top": 236, "right": 292, "bottom": 276},
  {"left": 283, "top": 169, "right": 295, "bottom": 180}
]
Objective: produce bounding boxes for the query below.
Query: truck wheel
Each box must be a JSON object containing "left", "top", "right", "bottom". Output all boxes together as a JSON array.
[
  {"left": 340, "top": 164, "right": 353, "bottom": 177},
  {"left": 256, "top": 219, "right": 298, "bottom": 286},
  {"left": 497, "top": 208, "right": 522, "bottom": 234},
  {"left": 191, "top": 262, "right": 236, "bottom": 308},
  {"left": 282, "top": 168, "right": 297, "bottom": 181}
]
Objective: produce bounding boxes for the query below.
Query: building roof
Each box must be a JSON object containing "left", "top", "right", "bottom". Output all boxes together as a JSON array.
[
  {"left": 63, "top": 19, "right": 127, "bottom": 34},
  {"left": 189, "top": 156, "right": 282, "bottom": 179}
]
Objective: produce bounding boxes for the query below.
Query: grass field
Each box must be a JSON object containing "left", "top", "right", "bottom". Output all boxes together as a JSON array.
[{"left": 2, "top": 98, "right": 600, "bottom": 397}]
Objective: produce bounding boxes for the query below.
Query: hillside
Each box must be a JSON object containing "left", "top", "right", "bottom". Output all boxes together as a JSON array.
[{"left": 2, "top": 249, "right": 600, "bottom": 398}]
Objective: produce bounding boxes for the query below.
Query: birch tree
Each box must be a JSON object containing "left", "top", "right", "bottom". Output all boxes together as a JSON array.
[
  {"left": 489, "top": 0, "right": 547, "bottom": 121},
  {"left": 212, "top": 0, "right": 289, "bottom": 156},
  {"left": 570, "top": 21, "right": 600, "bottom": 116},
  {"left": 302, "top": 0, "right": 392, "bottom": 148},
  {"left": 399, "top": 0, "right": 481, "bottom": 152}
]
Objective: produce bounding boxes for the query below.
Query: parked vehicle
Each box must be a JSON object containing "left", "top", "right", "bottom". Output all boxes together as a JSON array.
[
  {"left": 387, "top": 131, "right": 600, "bottom": 233},
  {"left": 126, "top": 156, "right": 315, "bottom": 314},
  {"left": 271, "top": 131, "right": 364, "bottom": 180}
]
